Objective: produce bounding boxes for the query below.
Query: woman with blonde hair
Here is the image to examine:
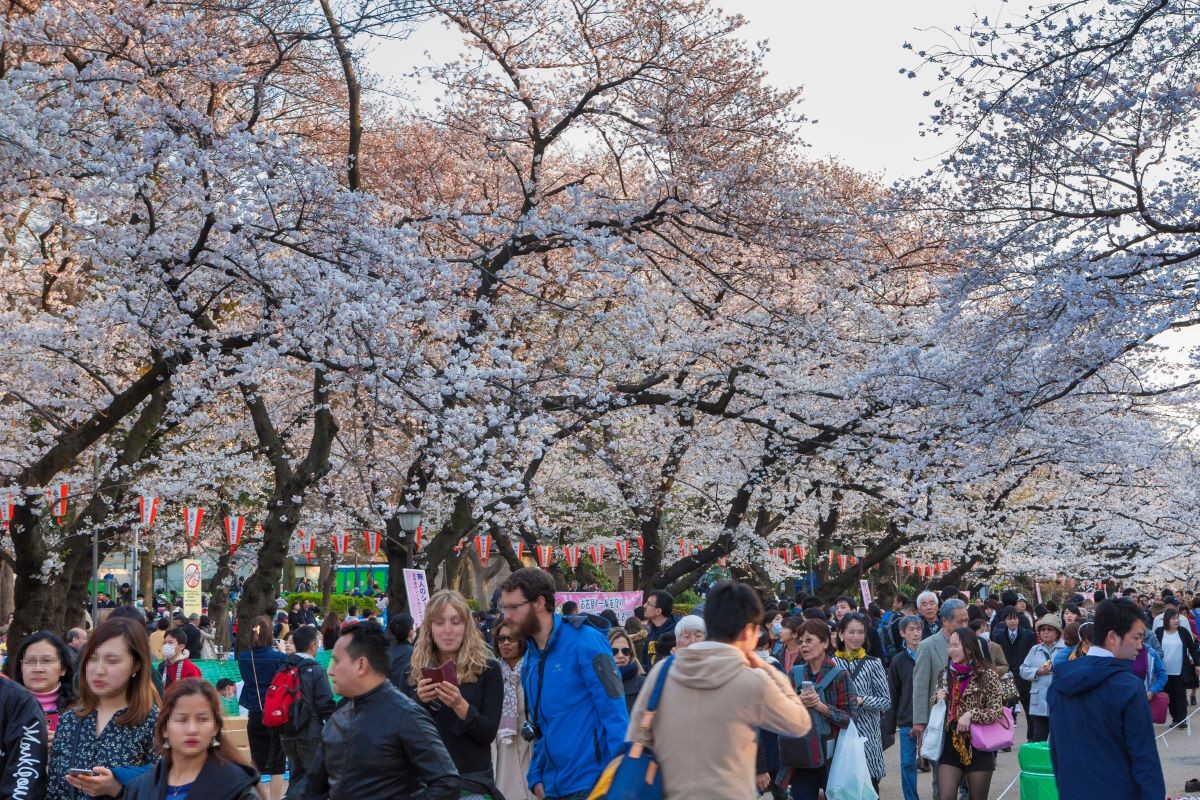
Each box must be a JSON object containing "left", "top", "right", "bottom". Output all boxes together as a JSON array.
[
  {"left": 608, "top": 627, "right": 644, "bottom": 712},
  {"left": 48, "top": 616, "right": 161, "bottom": 799},
  {"left": 123, "top": 679, "right": 260, "bottom": 799},
  {"left": 410, "top": 590, "right": 504, "bottom": 798}
]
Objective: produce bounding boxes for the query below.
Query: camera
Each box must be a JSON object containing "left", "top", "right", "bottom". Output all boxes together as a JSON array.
[{"left": 521, "top": 720, "right": 541, "bottom": 742}]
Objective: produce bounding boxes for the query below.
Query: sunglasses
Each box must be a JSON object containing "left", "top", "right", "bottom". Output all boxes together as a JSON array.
[
  {"left": 612, "top": 647, "right": 632, "bottom": 656},
  {"left": 496, "top": 635, "right": 517, "bottom": 644}
]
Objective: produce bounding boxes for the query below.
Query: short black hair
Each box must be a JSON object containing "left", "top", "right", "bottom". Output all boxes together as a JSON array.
[
  {"left": 156, "top": 618, "right": 170, "bottom": 631},
  {"left": 388, "top": 612, "right": 415, "bottom": 644},
  {"left": 338, "top": 620, "right": 390, "bottom": 675},
  {"left": 1000, "top": 590, "right": 1019, "bottom": 608},
  {"left": 1000, "top": 605, "right": 1021, "bottom": 621},
  {"left": 703, "top": 582, "right": 763, "bottom": 643},
  {"left": 599, "top": 609, "right": 619, "bottom": 626},
  {"left": 939, "top": 586, "right": 961, "bottom": 603},
  {"left": 561, "top": 601, "right": 579, "bottom": 616},
  {"left": 215, "top": 678, "right": 236, "bottom": 690},
  {"left": 801, "top": 596, "right": 825, "bottom": 610},
  {"left": 1093, "top": 598, "right": 1145, "bottom": 647},
  {"left": 164, "top": 628, "right": 188, "bottom": 646},
  {"left": 802, "top": 607, "right": 829, "bottom": 621},
  {"left": 646, "top": 590, "right": 674, "bottom": 617},
  {"left": 833, "top": 596, "right": 856, "bottom": 609},
  {"left": 894, "top": 593, "right": 911, "bottom": 606},
  {"left": 293, "top": 624, "right": 319, "bottom": 653},
  {"left": 499, "top": 567, "right": 556, "bottom": 611}
]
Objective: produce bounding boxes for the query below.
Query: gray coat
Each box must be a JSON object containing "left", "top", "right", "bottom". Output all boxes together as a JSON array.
[{"left": 912, "top": 630, "right": 950, "bottom": 726}]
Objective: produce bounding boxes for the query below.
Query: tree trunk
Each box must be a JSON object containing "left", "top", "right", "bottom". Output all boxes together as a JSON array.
[
  {"left": 139, "top": 543, "right": 154, "bottom": 603},
  {"left": 0, "top": 561, "right": 13, "bottom": 629},
  {"left": 207, "top": 546, "right": 234, "bottom": 649},
  {"left": 318, "top": 547, "right": 334, "bottom": 614},
  {"left": 384, "top": 516, "right": 412, "bottom": 614}
]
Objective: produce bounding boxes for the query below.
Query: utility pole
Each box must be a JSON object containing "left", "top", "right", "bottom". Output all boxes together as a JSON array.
[{"left": 91, "top": 451, "right": 100, "bottom": 629}]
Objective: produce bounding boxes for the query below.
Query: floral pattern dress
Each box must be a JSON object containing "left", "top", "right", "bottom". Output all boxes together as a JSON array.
[
  {"left": 834, "top": 655, "right": 891, "bottom": 781},
  {"left": 47, "top": 706, "right": 159, "bottom": 800}
]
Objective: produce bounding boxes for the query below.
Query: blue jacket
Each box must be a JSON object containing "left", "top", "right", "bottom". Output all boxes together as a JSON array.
[
  {"left": 238, "top": 647, "right": 288, "bottom": 713},
  {"left": 1048, "top": 655, "right": 1164, "bottom": 800},
  {"left": 523, "top": 614, "right": 629, "bottom": 797}
]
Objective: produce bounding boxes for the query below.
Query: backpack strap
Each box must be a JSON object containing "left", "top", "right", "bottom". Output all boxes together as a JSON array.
[{"left": 645, "top": 655, "right": 675, "bottom": 712}]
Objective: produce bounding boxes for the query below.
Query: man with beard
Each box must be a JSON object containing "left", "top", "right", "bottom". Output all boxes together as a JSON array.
[{"left": 499, "top": 568, "right": 628, "bottom": 800}]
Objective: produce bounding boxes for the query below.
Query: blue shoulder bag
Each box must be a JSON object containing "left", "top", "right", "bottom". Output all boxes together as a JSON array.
[{"left": 587, "top": 656, "right": 675, "bottom": 800}]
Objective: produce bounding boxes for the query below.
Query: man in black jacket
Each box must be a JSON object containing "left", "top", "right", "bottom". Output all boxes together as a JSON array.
[
  {"left": 303, "top": 620, "right": 459, "bottom": 800},
  {"left": 282, "top": 626, "right": 337, "bottom": 799},
  {"left": 884, "top": 615, "right": 923, "bottom": 800},
  {"left": 387, "top": 613, "right": 415, "bottom": 692},
  {"left": 994, "top": 605, "right": 1037, "bottom": 719},
  {"left": 0, "top": 674, "right": 48, "bottom": 800}
]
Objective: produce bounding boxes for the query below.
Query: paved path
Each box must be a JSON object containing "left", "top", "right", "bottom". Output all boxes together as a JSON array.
[{"left": 877, "top": 716, "right": 1200, "bottom": 799}]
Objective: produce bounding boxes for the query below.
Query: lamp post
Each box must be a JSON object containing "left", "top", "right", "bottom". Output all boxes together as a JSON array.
[
  {"left": 853, "top": 544, "right": 867, "bottom": 605},
  {"left": 397, "top": 502, "right": 422, "bottom": 559}
]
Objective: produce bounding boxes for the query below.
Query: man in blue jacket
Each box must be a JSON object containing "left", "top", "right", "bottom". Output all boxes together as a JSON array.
[
  {"left": 499, "top": 568, "right": 629, "bottom": 800},
  {"left": 1048, "top": 597, "right": 1165, "bottom": 800}
]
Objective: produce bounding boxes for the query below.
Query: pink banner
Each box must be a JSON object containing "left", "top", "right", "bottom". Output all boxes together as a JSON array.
[{"left": 555, "top": 591, "right": 644, "bottom": 623}]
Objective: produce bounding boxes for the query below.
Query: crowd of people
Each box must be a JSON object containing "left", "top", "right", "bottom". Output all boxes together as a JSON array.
[{"left": 0, "top": 571, "right": 1191, "bottom": 799}]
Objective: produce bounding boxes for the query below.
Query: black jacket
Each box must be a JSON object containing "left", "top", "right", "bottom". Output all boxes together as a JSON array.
[
  {"left": 123, "top": 753, "right": 259, "bottom": 800},
  {"left": 994, "top": 626, "right": 1037, "bottom": 688},
  {"left": 0, "top": 675, "right": 47, "bottom": 800},
  {"left": 388, "top": 642, "right": 414, "bottom": 692},
  {"left": 282, "top": 654, "right": 337, "bottom": 740},
  {"left": 301, "top": 681, "right": 460, "bottom": 800},
  {"left": 418, "top": 660, "right": 504, "bottom": 797},
  {"left": 884, "top": 646, "right": 917, "bottom": 732}
]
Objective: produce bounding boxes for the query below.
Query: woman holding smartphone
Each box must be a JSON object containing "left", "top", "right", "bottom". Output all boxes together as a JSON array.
[
  {"left": 786, "top": 619, "right": 852, "bottom": 800},
  {"left": 47, "top": 616, "right": 161, "bottom": 799},
  {"left": 123, "top": 679, "right": 260, "bottom": 800},
  {"left": 410, "top": 590, "right": 504, "bottom": 798},
  {"left": 13, "top": 630, "right": 78, "bottom": 748}
]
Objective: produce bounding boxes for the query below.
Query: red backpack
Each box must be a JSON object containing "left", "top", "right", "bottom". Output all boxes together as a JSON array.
[{"left": 262, "top": 664, "right": 302, "bottom": 728}]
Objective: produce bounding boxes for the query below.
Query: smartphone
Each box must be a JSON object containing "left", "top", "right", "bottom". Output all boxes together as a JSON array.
[
  {"left": 68, "top": 768, "right": 98, "bottom": 778},
  {"left": 800, "top": 680, "right": 815, "bottom": 693}
]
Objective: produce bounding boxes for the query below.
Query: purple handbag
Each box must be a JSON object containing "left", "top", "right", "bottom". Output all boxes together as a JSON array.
[{"left": 970, "top": 706, "right": 1015, "bottom": 752}]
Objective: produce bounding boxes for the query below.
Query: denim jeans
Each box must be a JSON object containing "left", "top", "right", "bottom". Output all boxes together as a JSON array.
[{"left": 899, "top": 726, "right": 919, "bottom": 800}]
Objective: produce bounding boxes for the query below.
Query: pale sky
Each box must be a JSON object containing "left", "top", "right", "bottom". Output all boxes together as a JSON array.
[{"left": 365, "top": 1, "right": 1028, "bottom": 179}]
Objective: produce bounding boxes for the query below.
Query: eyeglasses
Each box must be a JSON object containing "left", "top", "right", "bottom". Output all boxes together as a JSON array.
[
  {"left": 21, "top": 657, "right": 60, "bottom": 668},
  {"left": 612, "top": 647, "right": 632, "bottom": 656},
  {"left": 495, "top": 635, "right": 517, "bottom": 644},
  {"left": 499, "top": 601, "right": 531, "bottom": 614}
]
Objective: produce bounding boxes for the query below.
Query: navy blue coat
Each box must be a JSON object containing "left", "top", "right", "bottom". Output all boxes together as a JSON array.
[{"left": 1048, "top": 655, "right": 1164, "bottom": 800}]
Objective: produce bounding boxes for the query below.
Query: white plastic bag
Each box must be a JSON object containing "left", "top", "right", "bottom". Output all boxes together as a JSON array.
[
  {"left": 920, "top": 699, "right": 947, "bottom": 762},
  {"left": 825, "top": 719, "right": 879, "bottom": 800}
]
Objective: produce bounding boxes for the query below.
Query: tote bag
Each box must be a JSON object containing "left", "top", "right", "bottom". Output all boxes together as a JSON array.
[
  {"left": 920, "top": 698, "right": 947, "bottom": 762},
  {"left": 825, "top": 719, "right": 879, "bottom": 800}
]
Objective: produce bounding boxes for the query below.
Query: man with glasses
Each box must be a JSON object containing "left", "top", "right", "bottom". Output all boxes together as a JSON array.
[
  {"left": 642, "top": 590, "right": 680, "bottom": 666},
  {"left": 498, "top": 568, "right": 628, "bottom": 800}
]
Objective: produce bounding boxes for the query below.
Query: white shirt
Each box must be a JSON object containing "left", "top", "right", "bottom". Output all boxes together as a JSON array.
[{"left": 1161, "top": 630, "right": 1183, "bottom": 675}]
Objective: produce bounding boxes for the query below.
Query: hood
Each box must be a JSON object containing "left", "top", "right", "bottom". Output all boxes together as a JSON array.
[
  {"left": 668, "top": 642, "right": 749, "bottom": 690},
  {"left": 1051, "top": 655, "right": 1131, "bottom": 696}
]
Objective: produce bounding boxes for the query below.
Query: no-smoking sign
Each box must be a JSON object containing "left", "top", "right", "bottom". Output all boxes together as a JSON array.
[{"left": 184, "top": 562, "right": 201, "bottom": 588}]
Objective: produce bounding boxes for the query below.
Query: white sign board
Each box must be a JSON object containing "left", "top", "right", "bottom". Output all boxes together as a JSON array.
[
  {"left": 403, "top": 568, "right": 431, "bottom": 627},
  {"left": 182, "top": 559, "right": 203, "bottom": 618},
  {"left": 859, "top": 579, "right": 873, "bottom": 610}
]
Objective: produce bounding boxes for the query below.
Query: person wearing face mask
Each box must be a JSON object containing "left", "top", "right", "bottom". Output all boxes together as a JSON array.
[
  {"left": 123, "top": 679, "right": 260, "bottom": 800},
  {"left": 14, "top": 631, "right": 78, "bottom": 749},
  {"left": 608, "top": 628, "right": 645, "bottom": 712},
  {"left": 410, "top": 590, "right": 504, "bottom": 798},
  {"left": 48, "top": 617, "right": 161, "bottom": 800},
  {"left": 158, "top": 629, "right": 201, "bottom": 689}
]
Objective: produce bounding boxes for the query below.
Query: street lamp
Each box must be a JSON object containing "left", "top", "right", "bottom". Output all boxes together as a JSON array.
[
  {"left": 397, "top": 503, "right": 421, "bottom": 534},
  {"left": 853, "top": 544, "right": 867, "bottom": 602}
]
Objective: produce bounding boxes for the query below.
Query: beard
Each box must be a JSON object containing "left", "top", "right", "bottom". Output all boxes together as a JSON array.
[{"left": 518, "top": 609, "right": 544, "bottom": 641}]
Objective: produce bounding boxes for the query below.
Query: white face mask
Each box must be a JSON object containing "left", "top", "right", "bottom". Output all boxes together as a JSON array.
[{"left": 162, "top": 643, "right": 177, "bottom": 659}]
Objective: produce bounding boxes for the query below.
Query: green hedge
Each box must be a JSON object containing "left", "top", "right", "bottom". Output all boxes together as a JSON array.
[{"left": 284, "top": 592, "right": 378, "bottom": 618}]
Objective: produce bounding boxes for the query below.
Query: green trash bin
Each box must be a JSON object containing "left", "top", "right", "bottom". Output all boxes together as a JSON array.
[{"left": 1019, "top": 741, "right": 1059, "bottom": 800}]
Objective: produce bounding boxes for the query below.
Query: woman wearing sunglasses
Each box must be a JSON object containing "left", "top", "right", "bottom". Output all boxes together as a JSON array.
[
  {"left": 492, "top": 617, "right": 537, "bottom": 800},
  {"left": 608, "top": 628, "right": 645, "bottom": 713}
]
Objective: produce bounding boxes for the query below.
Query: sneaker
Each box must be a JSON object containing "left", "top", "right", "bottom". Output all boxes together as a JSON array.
[{"left": 1185, "top": 778, "right": 1200, "bottom": 793}]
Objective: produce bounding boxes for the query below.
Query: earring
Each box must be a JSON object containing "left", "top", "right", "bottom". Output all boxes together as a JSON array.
[
  {"left": 162, "top": 741, "right": 170, "bottom": 750},
  {"left": 131, "top": 673, "right": 137, "bottom": 678},
  {"left": 210, "top": 737, "right": 219, "bottom": 748}
]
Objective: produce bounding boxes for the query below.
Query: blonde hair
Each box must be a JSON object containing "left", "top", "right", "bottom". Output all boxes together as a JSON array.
[
  {"left": 410, "top": 590, "right": 492, "bottom": 685},
  {"left": 608, "top": 628, "right": 643, "bottom": 676}
]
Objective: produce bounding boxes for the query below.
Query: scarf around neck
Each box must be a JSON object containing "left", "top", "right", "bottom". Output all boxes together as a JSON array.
[
  {"left": 835, "top": 646, "right": 867, "bottom": 662},
  {"left": 498, "top": 658, "right": 521, "bottom": 742}
]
